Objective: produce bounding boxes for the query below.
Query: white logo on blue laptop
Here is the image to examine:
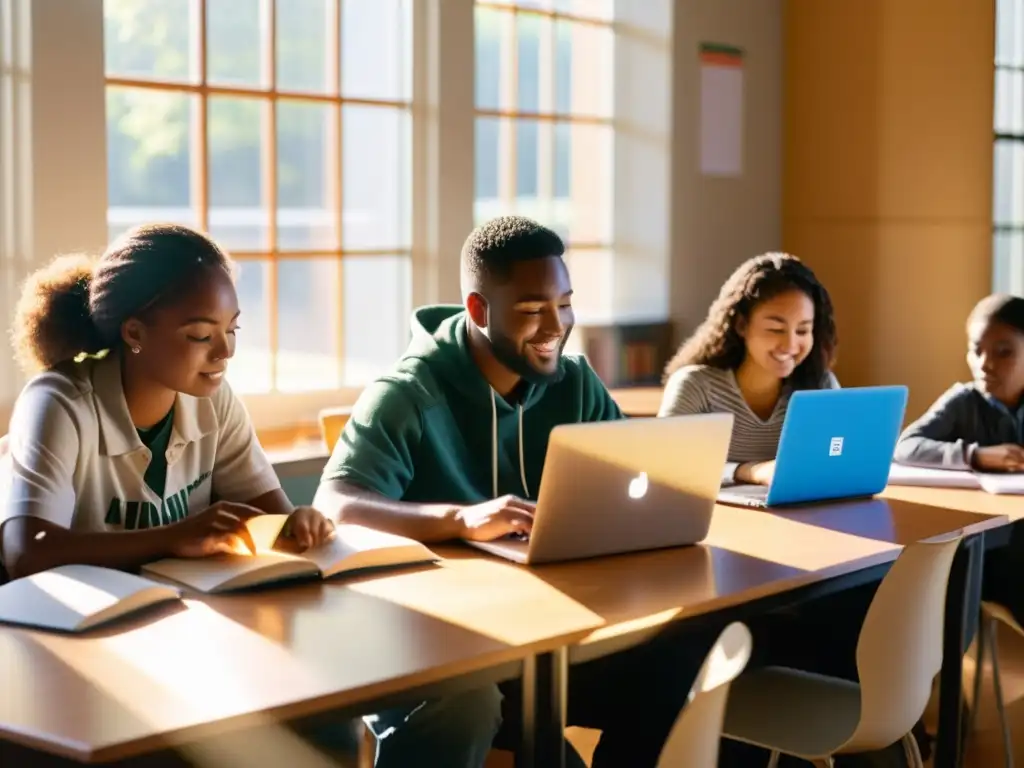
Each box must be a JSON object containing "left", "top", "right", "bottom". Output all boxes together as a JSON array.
[{"left": 829, "top": 437, "right": 844, "bottom": 457}]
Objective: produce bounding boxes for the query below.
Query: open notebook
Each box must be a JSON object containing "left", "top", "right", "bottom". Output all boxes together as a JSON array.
[
  {"left": 888, "top": 463, "right": 1024, "bottom": 495},
  {"left": 0, "top": 564, "right": 181, "bottom": 632},
  {"left": 142, "top": 514, "right": 439, "bottom": 594}
]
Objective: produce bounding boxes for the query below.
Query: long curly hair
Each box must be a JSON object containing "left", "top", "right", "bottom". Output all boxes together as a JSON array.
[{"left": 663, "top": 253, "right": 838, "bottom": 390}]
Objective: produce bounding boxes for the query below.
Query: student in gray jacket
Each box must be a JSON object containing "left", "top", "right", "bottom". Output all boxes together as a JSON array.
[
  {"left": 894, "top": 293, "right": 1024, "bottom": 472},
  {"left": 896, "top": 293, "right": 1024, "bottom": 625}
]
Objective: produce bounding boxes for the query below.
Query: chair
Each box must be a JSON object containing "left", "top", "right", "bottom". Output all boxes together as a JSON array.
[
  {"left": 968, "top": 599, "right": 1019, "bottom": 767},
  {"left": 722, "top": 533, "right": 964, "bottom": 768},
  {"left": 655, "top": 621, "right": 753, "bottom": 767},
  {"left": 318, "top": 407, "right": 353, "bottom": 453}
]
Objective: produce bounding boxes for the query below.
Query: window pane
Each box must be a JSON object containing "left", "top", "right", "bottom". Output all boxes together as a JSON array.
[
  {"left": 277, "top": 258, "right": 341, "bottom": 392},
  {"left": 104, "top": 0, "right": 196, "bottom": 82},
  {"left": 995, "top": 68, "right": 1024, "bottom": 135},
  {"left": 208, "top": 96, "right": 267, "bottom": 250},
  {"left": 553, "top": 122, "right": 612, "bottom": 242},
  {"left": 229, "top": 260, "right": 272, "bottom": 394},
  {"left": 276, "top": 0, "right": 330, "bottom": 93},
  {"left": 516, "top": 119, "right": 539, "bottom": 197},
  {"left": 997, "top": 0, "right": 1024, "bottom": 68},
  {"left": 106, "top": 87, "right": 196, "bottom": 241},
  {"left": 277, "top": 101, "right": 333, "bottom": 251},
  {"left": 555, "top": 20, "right": 572, "bottom": 114},
  {"left": 342, "top": 105, "right": 411, "bottom": 249},
  {"left": 554, "top": 121, "right": 571, "bottom": 198},
  {"left": 475, "top": 117, "right": 501, "bottom": 203},
  {"left": 994, "top": 230, "right": 1024, "bottom": 294},
  {"left": 475, "top": 6, "right": 507, "bottom": 110},
  {"left": 564, "top": 248, "right": 613, "bottom": 324},
  {"left": 993, "top": 139, "right": 1024, "bottom": 226},
  {"left": 342, "top": 0, "right": 411, "bottom": 101},
  {"left": 343, "top": 256, "right": 411, "bottom": 385},
  {"left": 556, "top": 21, "right": 613, "bottom": 117},
  {"left": 517, "top": 13, "right": 542, "bottom": 112},
  {"left": 207, "top": 0, "right": 263, "bottom": 88}
]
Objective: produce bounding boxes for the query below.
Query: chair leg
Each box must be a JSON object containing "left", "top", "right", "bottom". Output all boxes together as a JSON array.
[
  {"left": 357, "top": 722, "right": 375, "bottom": 768},
  {"left": 901, "top": 732, "right": 924, "bottom": 768},
  {"left": 969, "top": 611, "right": 988, "bottom": 737},
  {"left": 766, "top": 751, "right": 781, "bottom": 768},
  {"left": 988, "top": 619, "right": 1015, "bottom": 768}
]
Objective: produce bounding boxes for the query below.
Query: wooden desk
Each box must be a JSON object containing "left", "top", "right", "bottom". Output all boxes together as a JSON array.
[
  {"left": 0, "top": 573, "right": 603, "bottom": 764},
  {"left": 431, "top": 496, "right": 1007, "bottom": 767},
  {"left": 608, "top": 387, "right": 663, "bottom": 417},
  {"left": 884, "top": 483, "right": 1024, "bottom": 522},
  {"left": 0, "top": 496, "right": 1008, "bottom": 767}
]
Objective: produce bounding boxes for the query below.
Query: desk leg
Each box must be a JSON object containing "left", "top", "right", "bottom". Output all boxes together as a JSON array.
[
  {"left": 934, "top": 533, "right": 982, "bottom": 768},
  {"left": 517, "top": 648, "right": 568, "bottom": 768}
]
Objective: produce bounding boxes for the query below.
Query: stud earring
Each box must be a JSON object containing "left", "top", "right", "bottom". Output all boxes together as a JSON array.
[{"left": 131, "top": 346, "right": 141, "bottom": 355}]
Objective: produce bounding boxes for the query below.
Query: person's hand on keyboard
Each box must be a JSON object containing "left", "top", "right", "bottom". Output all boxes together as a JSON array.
[
  {"left": 454, "top": 495, "right": 535, "bottom": 542},
  {"left": 735, "top": 460, "right": 775, "bottom": 486}
]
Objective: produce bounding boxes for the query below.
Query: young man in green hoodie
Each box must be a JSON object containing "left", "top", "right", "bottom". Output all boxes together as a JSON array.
[{"left": 314, "top": 216, "right": 704, "bottom": 767}]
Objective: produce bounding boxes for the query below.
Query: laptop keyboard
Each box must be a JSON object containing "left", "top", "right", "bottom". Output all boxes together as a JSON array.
[{"left": 721, "top": 484, "right": 768, "bottom": 499}]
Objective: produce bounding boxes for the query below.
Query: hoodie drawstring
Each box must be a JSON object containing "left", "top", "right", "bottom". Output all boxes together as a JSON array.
[{"left": 490, "top": 389, "right": 530, "bottom": 499}]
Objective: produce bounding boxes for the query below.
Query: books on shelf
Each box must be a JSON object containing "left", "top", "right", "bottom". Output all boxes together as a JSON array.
[
  {"left": 888, "top": 463, "right": 1024, "bottom": 495},
  {"left": 0, "top": 564, "right": 181, "bottom": 632},
  {"left": 141, "top": 514, "right": 439, "bottom": 594}
]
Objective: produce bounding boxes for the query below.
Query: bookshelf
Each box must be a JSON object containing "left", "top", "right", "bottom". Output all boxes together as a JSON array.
[{"left": 574, "top": 321, "right": 675, "bottom": 388}]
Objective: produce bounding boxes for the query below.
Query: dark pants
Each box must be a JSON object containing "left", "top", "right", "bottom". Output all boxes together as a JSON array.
[
  {"left": 717, "top": 583, "right": 879, "bottom": 767},
  {"left": 495, "top": 624, "right": 717, "bottom": 768},
  {"left": 983, "top": 519, "right": 1024, "bottom": 624}
]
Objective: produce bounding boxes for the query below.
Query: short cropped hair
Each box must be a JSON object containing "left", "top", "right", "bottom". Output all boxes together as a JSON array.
[{"left": 460, "top": 215, "right": 565, "bottom": 294}]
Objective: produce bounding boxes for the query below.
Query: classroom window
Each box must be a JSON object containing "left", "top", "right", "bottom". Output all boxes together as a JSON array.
[
  {"left": 473, "top": 0, "right": 614, "bottom": 323},
  {"left": 103, "top": 0, "right": 412, "bottom": 395},
  {"left": 995, "top": 0, "right": 1024, "bottom": 294}
]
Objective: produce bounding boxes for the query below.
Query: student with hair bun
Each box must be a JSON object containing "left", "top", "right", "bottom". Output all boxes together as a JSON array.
[{"left": 0, "top": 223, "right": 334, "bottom": 580}]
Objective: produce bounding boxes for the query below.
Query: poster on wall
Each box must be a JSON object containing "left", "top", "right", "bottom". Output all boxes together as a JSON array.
[{"left": 698, "top": 43, "right": 744, "bottom": 177}]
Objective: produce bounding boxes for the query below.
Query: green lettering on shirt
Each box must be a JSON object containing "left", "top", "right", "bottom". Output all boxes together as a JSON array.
[{"left": 103, "top": 471, "right": 212, "bottom": 532}]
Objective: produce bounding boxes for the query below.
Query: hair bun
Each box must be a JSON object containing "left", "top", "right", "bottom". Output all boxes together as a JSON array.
[{"left": 12, "top": 254, "right": 106, "bottom": 373}]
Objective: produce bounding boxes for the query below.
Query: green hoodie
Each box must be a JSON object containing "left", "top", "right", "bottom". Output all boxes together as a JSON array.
[{"left": 322, "top": 305, "right": 624, "bottom": 503}]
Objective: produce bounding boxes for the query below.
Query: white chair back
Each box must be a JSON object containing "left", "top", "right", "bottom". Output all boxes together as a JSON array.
[
  {"left": 655, "top": 621, "right": 753, "bottom": 768},
  {"left": 844, "top": 532, "right": 963, "bottom": 752}
]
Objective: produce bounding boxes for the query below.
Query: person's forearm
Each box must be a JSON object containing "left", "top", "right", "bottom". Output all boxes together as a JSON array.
[
  {"left": 312, "top": 481, "right": 464, "bottom": 543},
  {"left": 1, "top": 518, "right": 176, "bottom": 580}
]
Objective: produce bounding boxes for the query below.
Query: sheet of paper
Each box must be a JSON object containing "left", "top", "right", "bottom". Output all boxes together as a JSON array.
[{"left": 699, "top": 43, "right": 744, "bottom": 177}]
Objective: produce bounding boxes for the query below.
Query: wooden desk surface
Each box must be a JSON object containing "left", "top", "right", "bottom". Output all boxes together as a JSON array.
[
  {"left": 0, "top": 571, "right": 603, "bottom": 763},
  {"left": 0, "top": 495, "right": 1007, "bottom": 763},
  {"left": 883, "top": 484, "right": 1024, "bottom": 522},
  {"left": 609, "top": 387, "right": 663, "bottom": 417},
  {"left": 430, "top": 496, "right": 1006, "bottom": 651}
]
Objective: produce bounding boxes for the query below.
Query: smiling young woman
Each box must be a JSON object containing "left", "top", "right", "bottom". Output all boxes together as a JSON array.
[
  {"left": 657, "top": 252, "right": 839, "bottom": 487},
  {"left": 0, "top": 223, "right": 334, "bottom": 580}
]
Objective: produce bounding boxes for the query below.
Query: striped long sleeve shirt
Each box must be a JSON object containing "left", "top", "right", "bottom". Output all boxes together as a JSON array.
[{"left": 657, "top": 364, "right": 840, "bottom": 482}]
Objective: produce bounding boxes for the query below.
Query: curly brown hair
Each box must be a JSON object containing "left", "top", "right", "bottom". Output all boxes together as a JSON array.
[
  {"left": 11, "top": 223, "right": 233, "bottom": 374},
  {"left": 663, "top": 253, "right": 838, "bottom": 390}
]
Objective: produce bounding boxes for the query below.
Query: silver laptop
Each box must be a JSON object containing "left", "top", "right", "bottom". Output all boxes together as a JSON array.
[{"left": 469, "top": 413, "right": 733, "bottom": 565}]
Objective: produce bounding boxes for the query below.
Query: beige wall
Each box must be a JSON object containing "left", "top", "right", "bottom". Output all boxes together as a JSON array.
[
  {"left": 783, "top": 0, "right": 996, "bottom": 419},
  {"left": 668, "top": 0, "right": 784, "bottom": 340}
]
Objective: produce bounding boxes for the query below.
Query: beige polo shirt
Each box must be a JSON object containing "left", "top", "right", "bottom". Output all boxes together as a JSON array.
[{"left": 0, "top": 355, "right": 282, "bottom": 533}]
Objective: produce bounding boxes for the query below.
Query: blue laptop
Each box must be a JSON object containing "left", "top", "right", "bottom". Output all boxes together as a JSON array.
[{"left": 716, "top": 385, "right": 909, "bottom": 508}]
